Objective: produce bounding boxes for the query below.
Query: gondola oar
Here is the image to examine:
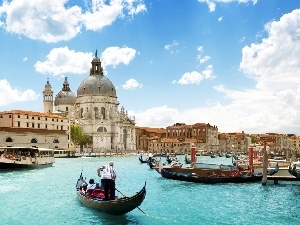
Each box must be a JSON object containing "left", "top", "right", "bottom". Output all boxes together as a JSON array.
[{"left": 115, "top": 188, "right": 147, "bottom": 216}]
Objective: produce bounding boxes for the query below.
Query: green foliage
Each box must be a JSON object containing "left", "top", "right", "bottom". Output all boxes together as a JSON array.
[{"left": 71, "top": 124, "right": 92, "bottom": 148}]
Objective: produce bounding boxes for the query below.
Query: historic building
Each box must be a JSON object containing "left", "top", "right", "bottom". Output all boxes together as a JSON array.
[
  {"left": 47, "top": 53, "right": 136, "bottom": 153},
  {"left": 0, "top": 53, "right": 135, "bottom": 153},
  {"left": 0, "top": 110, "right": 68, "bottom": 148}
]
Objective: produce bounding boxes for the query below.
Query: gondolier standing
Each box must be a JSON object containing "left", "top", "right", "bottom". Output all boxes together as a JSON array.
[{"left": 98, "top": 161, "right": 116, "bottom": 201}]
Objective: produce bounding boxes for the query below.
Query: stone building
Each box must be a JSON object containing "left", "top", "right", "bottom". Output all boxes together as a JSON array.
[
  {"left": 48, "top": 53, "right": 136, "bottom": 153},
  {"left": 166, "top": 123, "right": 219, "bottom": 152},
  {"left": 0, "top": 110, "right": 68, "bottom": 148},
  {"left": 218, "top": 131, "right": 249, "bottom": 153}
]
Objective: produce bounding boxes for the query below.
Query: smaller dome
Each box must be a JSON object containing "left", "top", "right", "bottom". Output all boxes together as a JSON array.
[
  {"left": 54, "top": 91, "right": 76, "bottom": 106},
  {"left": 54, "top": 77, "right": 76, "bottom": 106}
]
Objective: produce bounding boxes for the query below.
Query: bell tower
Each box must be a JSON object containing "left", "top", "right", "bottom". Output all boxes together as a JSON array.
[{"left": 43, "top": 79, "right": 54, "bottom": 113}]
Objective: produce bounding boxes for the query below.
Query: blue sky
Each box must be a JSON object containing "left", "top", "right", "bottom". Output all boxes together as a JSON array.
[{"left": 1, "top": 0, "right": 300, "bottom": 134}]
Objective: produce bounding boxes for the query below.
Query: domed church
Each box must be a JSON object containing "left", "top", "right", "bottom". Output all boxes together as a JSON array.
[{"left": 44, "top": 52, "right": 136, "bottom": 153}]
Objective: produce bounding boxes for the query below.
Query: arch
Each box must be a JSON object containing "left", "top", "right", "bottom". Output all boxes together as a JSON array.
[
  {"left": 101, "top": 107, "right": 105, "bottom": 119},
  {"left": 31, "top": 138, "right": 38, "bottom": 143},
  {"left": 97, "top": 127, "right": 107, "bottom": 132},
  {"left": 53, "top": 139, "right": 59, "bottom": 143},
  {"left": 122, "top": 129, "right": 127, "bottom": 149},
  {"left": 94, "top": 107, "right": 99, "bottom": 119},
  {"left": 6, "top": 137, "right": 13, "bottom": 142}
]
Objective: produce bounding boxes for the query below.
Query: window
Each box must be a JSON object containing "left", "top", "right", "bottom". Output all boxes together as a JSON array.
[
  {"left": 18, "top": 115, "right": 20, "bottom": 118},
  {"left": 27, "top": 123, "right": 29, "bottom": 127},
  {"left": 32, "top": 123, "right": 34, "bottom": 128},
  {"left": 9, "top": 115, "right": 12, "bottom": 118},
  {"left": 32, "top": 117, "right": 34, "bottom": 119},
  {"left": 17, "top": 122, "right": 20, "bottom": 127},
  {"left": 38, "top": 124, "right": 40, "bottom": 128}
]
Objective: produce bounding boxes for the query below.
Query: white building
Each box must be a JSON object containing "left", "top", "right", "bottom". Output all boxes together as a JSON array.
[{"left": 49, "top": 53, "right": 136, "bottom": 153}]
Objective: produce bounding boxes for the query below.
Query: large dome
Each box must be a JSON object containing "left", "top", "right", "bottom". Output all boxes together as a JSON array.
[
  {"left": 77, "top": 75, "right": 116, "bottom": 97},
  {"left": 54, "top": 77, "right": 76, "bottom": 106},
  {"left": 77, "top": 55, "right": 116, "bottom": 97}
]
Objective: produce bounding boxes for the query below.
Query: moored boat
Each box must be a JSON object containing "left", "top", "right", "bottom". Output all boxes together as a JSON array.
[
  {"left": 0, "top": 146, "right": 55, "bottom": 169},
  {"left": 76, "top": 173, "right": 146, "bottom": 215},
  {"left": 160, "top": 168, "right": 263, "bottom": 184}
]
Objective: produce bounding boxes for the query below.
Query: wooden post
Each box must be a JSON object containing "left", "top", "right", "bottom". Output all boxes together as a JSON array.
[
  {"left": 249, "top": 147, "right": 254, "bottom": 172},
  {"left": 262, "top": 141, "right": 268, "bottom": 185},
  {"left": 191, "top": 145, "right": 196, "bottom": 163}
]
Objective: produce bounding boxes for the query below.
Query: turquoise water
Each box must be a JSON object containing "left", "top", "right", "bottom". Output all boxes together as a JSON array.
[{"left": 1, "top": 155, "right": 300, "bottom": 225}]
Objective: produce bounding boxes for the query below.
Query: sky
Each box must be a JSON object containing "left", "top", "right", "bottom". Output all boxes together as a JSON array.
[{"left": 1, "top": 0, "right": 300, "bottom": 135}]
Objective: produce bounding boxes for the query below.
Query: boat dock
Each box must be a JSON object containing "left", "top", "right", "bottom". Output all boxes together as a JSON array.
[{"left": 267, "top": 175, "right": 300, "bottom": 184}]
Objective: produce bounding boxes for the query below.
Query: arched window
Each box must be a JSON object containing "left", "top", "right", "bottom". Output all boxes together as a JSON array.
[
  {"left": 97, "top": 127, "right": 107, "bottom": 132},
  {"left": 101, "top": 107, "right": 105, "bottom": 119},
  {"left": 94, "top": 107, "right": 99, "bottom": 119},
  {"left": 31, "top": 138, "right": 38, "bottom": 143},
  {"left": 6, "top": 137, "right": 13, "bottom": 142},
  {"left": 53, "top": 139, "right": 59, "bottom": 143}
]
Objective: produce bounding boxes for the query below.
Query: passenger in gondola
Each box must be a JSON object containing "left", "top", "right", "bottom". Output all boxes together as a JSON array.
[{"left": 87, "top": 179, "right": 96, "bottom": 190}]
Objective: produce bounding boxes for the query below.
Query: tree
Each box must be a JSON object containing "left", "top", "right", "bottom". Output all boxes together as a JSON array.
[{"left": 71, "top": 124, "right": 92, "bottom": 152}]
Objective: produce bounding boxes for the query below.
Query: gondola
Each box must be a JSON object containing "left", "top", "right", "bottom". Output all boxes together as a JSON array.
[
  {"left": 184, "top": 154, "right": 191, "bottom": 164},
  {"left": 76, "top": 173, "right": 146, "bottom": 215},
  {"left": 139, "top": 155, "right": 148, "bottom": 163},
  {"left": 160, "top": 169, "right": 263, "bottom": 184}
]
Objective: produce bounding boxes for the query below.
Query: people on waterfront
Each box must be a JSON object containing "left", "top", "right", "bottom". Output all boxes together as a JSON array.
[{"left": 97, "top": 161, "right": 116, "bottom": 200}]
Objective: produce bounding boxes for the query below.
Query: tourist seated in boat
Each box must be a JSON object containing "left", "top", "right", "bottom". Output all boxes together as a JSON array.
[{"left": 87, "top": 179, "right": 96, "bottom": 190}]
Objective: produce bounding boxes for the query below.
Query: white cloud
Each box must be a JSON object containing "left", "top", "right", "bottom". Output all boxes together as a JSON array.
[
  {"left": 0, "top": 0, "right": 82, "bottom": 43},
  {"left": 34, "top": 46, "right": 137, "bottom": 76},
  {"left": 122, "top": 78, "right": 143, "bottom": 90},
  {"left": 198, "top": 55, "right": 211, "bottom": 64},
  {"left": 164, "top": 40, "right": 179, "bottom": 54},
  {"left": 22, "top": 57, "right": 27, "bottom": 61},
  {"left": 197, "top": 0, "right": 258, "bottom": 12},
  {"left": 129, "top": 105, "right": 180, "bottom": 128},
  {"left": 101, "top": 46, "right": 137, "bottom": 68},
  {"left": 218, "top": 16, "right": 223, "bottom": 22},
  {"left": 34, "top": 47, "right": 92, "bottom": 76},
  {"left": 173, "top": 65, "right": 215, "bottom": 85},
  {"left": 136, "top": 10, "right": 300, "bottom": 134},
  {"left": 0, "top": 79, "right": 39, "bottom": 106},
  {"left": 0, "top": 0, "right": 146, "bottom": 43},
  {"left": 196, "top": 46, "right": 211, "bottom": 64}
]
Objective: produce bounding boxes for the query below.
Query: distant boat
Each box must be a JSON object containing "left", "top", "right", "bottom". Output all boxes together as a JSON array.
[
  {"left": 0, "top": 146, "right": 55, "bottom": 169},
  {"left": 54, "top": 149, "right": 82, "bottom": 158},
  {"left": 184, "top": 154, "right": 191, "bottom": 164},
  {"left": 81, "top": 153, "right": 96, "bottom": 158}
]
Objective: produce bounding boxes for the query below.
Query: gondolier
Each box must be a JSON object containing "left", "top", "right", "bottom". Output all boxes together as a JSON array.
[{"left": 98, "top": 161, "right": 116, "bottom": 201}]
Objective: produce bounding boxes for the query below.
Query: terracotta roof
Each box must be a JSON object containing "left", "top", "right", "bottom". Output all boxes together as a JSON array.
[
  {"left": 0, "top": 127, "right": 67, "bottom": 135},
  {"left": 160, "top": 138, "right": 179, "bottom": 143},
  {"left": 0, "top": 110, "right": 67, "bottom": 119}
]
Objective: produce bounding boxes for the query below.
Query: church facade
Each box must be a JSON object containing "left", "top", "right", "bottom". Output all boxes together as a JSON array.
[{"left": 48, "top": 53, "right": 136, "bottom": 153}]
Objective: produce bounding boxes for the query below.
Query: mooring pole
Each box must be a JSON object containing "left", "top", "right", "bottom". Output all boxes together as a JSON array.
[{"left": 262, "top": 141, "right": 268, "bottom": 185}]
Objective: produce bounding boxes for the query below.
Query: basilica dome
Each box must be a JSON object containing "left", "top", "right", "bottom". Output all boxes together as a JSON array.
[
  {"left": 54, "top": 77, "right": 76, "bottom": 106},
  {"left": 77, "top": 56, "right": 117, "bottom": 97}
]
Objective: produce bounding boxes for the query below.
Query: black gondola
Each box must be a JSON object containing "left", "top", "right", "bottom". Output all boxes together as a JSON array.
[
  {"left": 76, "top": 174, "right": 146, "bottom": 215},
  {"left": 184, "top": 154, "right": 191, "bottom": 164},
  {"left": 160, "top": 169, "right": 263, "bottom": 184},
  {"left": 139, "top": 155, "right": 148, "bottom": 163}
]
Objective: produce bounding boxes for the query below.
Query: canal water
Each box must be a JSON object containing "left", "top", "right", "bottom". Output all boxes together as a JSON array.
[{"left": 0, "top": 155, "right": 299, "bottom": 225}]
